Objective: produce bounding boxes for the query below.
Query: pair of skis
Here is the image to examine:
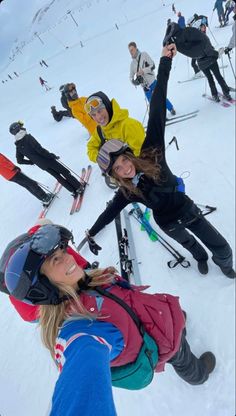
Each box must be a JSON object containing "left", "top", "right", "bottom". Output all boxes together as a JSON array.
[
  {"left": 144, "top": 110, "right": 199, "bottom": 130},
  {"left": 70, "top": 165, "right": 92, "bottom": 215},
  {"left": 202, "top": 92, "right": 235, "bottom": 108}
]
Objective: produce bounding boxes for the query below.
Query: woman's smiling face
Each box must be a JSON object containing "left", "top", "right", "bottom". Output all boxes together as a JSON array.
[
  {"left": 112, "top": 155, "right": 136, "bottom": 179},
  {"left": 40, "top": 248, "right": 84, "bottom": 288}
]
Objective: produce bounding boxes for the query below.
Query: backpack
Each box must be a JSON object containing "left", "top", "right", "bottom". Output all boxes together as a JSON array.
[{"left": 95, "top": 286, "right": 159, "bottom": 390}]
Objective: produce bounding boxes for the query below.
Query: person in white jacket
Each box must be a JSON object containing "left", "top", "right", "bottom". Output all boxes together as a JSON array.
[{"left": 128, "top": 41, "right": 176, "bottom": 116}]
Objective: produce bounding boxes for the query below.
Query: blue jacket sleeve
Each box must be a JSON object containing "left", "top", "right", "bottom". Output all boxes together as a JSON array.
[{"left": 50, "top": 336, "right": 117, "bottom": 416}]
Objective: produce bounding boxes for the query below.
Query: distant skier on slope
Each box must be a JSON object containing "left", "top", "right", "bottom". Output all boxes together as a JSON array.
[
  {"left": 83, "top": 45, "right": 235, "bottom": 279},
  {"left": 39, "top": 76, "right": 51, "bottom": 91},
  {"left": 0, "top": 153, "right": 52, "bottom": 205},
  {"left": 9, "top": 121, "right": 83, "bottom": 197},
  {"left": 213, "top": 0, "right": 227, "bottom": 26},
  {"left": 4, "top": 223, "right": 216, "bottom": 416}
]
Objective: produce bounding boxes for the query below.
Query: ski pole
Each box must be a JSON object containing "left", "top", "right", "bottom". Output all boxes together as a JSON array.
[
  {"left": 165, "top": 136, "right": 179, "bottom": 151},
  {"left": 142, "top": 99, "right": 149, "bottom": 125},
  {"left": 129, "top": 209, "right": 190, "bottom": 268},
  {"left": 57, "top": 160, "right": 88, "bottom": 183},
  {"left": 210, "top": 10, "right": 215, "bottom": 25},
  {"left": 220, "top": 55, "right": 225, "bottom": 78},
  {"left": 36, "top": 181, "right": 55, "bottom": 194},
  {"left": 208, "top": 25, "right": 219, "bottom": 46},
  {"left": 227, "top": 52, "right": 236, "bottom": 80},
  {"left": 196, "top": 203, "right": 217, "bottom": 216}
]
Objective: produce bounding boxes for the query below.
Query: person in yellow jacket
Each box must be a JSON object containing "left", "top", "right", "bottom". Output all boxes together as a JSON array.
[
  {"left": 85, "top": 91, "right": 145, "bottom": 162},
  {"left": 63, "top": 83, "right": 97, "bottom": 135}
]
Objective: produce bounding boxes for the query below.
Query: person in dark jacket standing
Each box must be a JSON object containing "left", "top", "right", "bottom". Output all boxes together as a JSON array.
[
  {"left": 177, "top": 11, "right": 186, "bottom": 28},
  {"left": 0, "top": 153, "right": 52, "bottom": 204},
  {"left": 4, "top": 223, "right": 216, "bottom": 415},
  {"left": 196, "top": 23, "right": 231, "bottom": 101},
  {"left": 213, "top": 0, "right": 226, "bottom": 26},
  {"left": 9, "top": 122, "right": 83, "bottom": 197},
  {"left": 84, "top": 45, "right": 235, "bottom": 279}
]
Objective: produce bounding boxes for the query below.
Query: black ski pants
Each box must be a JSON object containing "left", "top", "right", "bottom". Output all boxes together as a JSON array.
[
  {"left": 202, "top": 61, "right": 229, "bottom": 97},
  {"left": 191, "top": 59, "right": 200, "bottom": 74},
  {"left": 159, "top": 203, "right": 233, "bottom": 271},
  {"left": 10, "top": 171, "right": 48, "bottom": 201},
  {"left": 168, "top": 333, "right": 209, "bottom": 385},
  {"left": 45, "top": 161, "right": 81, "bottom": 193}
]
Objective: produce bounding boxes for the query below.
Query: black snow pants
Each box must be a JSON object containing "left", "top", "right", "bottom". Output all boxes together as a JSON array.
[
  {"left": 45, "top": 161, "right": 81, "bottom": 193},
  {"left": 10, "top": 171, "right": 48, "bottom": 201},
  {"left": 202, "top": 61, "right": 229, "bottom": 96},
  {"left": 159, "top": 203, "right": 233, "bottom": 271},
  {"left": 168, "top": 333, "right": 209, "bottom": 385},
  {"left": 191, "top": 59, "right": 200, "bottom": 74}
]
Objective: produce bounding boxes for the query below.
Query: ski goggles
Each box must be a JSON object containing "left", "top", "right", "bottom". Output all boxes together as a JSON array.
[
  {"left": 30, "top": 224, "right": 73, "bottom": 256},
  {"left": 84, "top": 97, "right": 105, "bottom": 114}
]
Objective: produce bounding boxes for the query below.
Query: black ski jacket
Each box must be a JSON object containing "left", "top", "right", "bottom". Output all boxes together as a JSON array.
[
  {"left": 163, "top": 22, "right": 218, "bottom": 65},
  {"left": 89, "top": 57, "right": 193, "bottom": 237},
  {"left": 15, "top": 133, "right": 58, "bottom": 170}
]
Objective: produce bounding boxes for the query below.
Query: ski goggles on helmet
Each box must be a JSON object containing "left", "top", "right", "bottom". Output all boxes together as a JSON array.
[
  {"left": 5, "top": 225, "right": 73, "bottom": 305},
  {"left": 84, "top": 97, "right": 105, "bottom": 115},
  {"left": 97, "top": 139, "right": 131, "bottom": 175}
]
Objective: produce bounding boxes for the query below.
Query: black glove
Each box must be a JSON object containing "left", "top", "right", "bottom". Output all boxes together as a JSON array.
[
  {"left": 224, "top": 47, "right": 232, "bottom": 55},
  {"left": 86, "top": 231, "right": 102, "bottom": 256}
]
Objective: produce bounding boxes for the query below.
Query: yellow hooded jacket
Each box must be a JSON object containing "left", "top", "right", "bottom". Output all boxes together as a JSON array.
[
  {"left": 87, "top": 99, "right": 145, "bottom": 162},
  {"left": 68, "top": 97, "right": 97, "bottom": 135}
]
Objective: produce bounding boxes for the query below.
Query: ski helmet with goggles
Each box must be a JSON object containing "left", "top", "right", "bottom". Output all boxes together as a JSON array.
[
  {"left": 9, "top": 121, "right": 25, "bottom": 136},
  {"left": 4, "top": 224, "right": 73, "bottom": 305},
  {"left": 97, "top": 139, "right": 132, "bottom": 175}
]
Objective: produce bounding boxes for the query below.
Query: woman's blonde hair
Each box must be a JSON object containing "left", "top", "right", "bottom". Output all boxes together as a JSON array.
[
  {"left": 39, "top": 267, "right": 117, "bottom": 358},
  {"left": 111, "top": 149, "right": 163, "bottom": 198}
]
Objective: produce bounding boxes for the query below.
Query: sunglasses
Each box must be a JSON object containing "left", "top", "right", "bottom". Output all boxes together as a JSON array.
[{"left": 84, "top": 97, "right": 104, "bottom": 114}]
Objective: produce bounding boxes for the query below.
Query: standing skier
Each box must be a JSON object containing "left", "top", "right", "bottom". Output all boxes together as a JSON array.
[
  {"left": 177, "top": 11, "right": 186, "bottom": 28},
  {"left": 213, "top": 0, "right": 226, "bottom": 26},
  {"left": 63, "top": 83, "right": 97, "bottom": 135},
  {"left": 128, "top": 41, "right": 176, "bottom": 115},
  {"left": 83, "top": 45, "right": 235, "bottom": 279},
  {"left": 4, "top": 223, "right": 216, "bottom": 415},
  {"left": 0, "top": 153, "right": 52, "bottom": 204},
  {"left": 9, "top": 121, "right": 83, "bottom": 197}
]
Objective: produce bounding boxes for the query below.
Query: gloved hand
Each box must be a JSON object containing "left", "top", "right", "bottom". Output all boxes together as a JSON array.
[
  {"left": 85, "top": 230, "right": 102, "bottom": 255},
  {"left": 224, "top": 47, "right": 232, "bottom": 55}
]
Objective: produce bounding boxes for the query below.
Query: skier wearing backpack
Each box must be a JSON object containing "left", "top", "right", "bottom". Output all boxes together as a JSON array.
[
  {"left": 83, "top": 45, "right": 235, "bottom": 279},
  {"left": 9, "top": 121, "right": 83, "bottom": 197},
  {"left": 4, "top": 223, "right": 216, "bottom": 415},
  {"left": 0, "top": 153, "right": 52, "bottom": 205}
]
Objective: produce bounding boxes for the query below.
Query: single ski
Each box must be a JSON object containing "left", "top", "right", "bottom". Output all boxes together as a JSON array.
[
  {"left": 38, "top": 182, "right": 62, "bottom": 219},
  {"left": 129, "top": 203, "right": 190, "bottom": 268},
  {"left": 166, "top": 113, "right": 198, "bottom": 126},
  {"left": 202, "top": 94, "right": 231, "bottom": 108},
  {"left": 123, "top": 209, "right": 142, "bottom": 285},
  {"left": 114, "top": 212, "right": 132, "bottom": 281},
  {"left": 70, "top": 166, "right": 92, "bottom": 215},
  {"left": 75, "top": 165, "right": 92, "bottom": 212},
  {"left": 166, "top": 109, "right": 199, "bottom": 121}
]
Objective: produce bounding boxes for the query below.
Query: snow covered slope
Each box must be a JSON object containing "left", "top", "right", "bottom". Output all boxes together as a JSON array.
[{"left": 0, "top": 1, "right": 235, "bottom": 415}]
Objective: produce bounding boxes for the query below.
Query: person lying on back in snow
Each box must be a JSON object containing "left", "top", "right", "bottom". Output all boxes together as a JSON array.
[
  {"left": 84, "top": 45, "right": 235, "bottom": 279},
  {"left": 4, "top": 223, "right": 216, "bottom": 415},
  {"left": 163, "top": 21, "right": 232, "bottom": 101},
  {"left": 0, "top": 218, "right": 95, "bottom": 322},
  {"left": 9, "top": 121, "right": 83, "bottom": 197},
  {"left": 63, "top": 83, "right": 97, "bottom": 136}
]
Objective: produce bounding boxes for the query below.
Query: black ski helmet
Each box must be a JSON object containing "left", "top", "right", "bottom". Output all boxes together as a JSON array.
[
  {"left": 4, "top": 224, "right": 73, "bottom": 305},
  {"left": 63, "top": 83, "right": 78, "bottom": 101},
  {"left": 9, "top": 121, "right": 25, "bottom": 135}
]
